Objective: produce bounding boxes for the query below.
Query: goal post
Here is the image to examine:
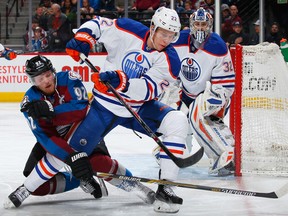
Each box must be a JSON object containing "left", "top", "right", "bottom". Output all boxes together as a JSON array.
[{"left": 230, "top": 43, "right": 288, "bottom": 176}]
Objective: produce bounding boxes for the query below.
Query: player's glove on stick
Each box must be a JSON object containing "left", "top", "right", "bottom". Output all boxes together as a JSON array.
[
  {"left": 91, "top": 70, "right": 129, "bottom": 93},
  {"left": 2, "top": 48, "right": 17, "bottom": 60},
  {"left": 66, "top": 32, "right": 96, "bottom": 62},
  {"left": 20, "top": 100, "right": 55, "bottom": 120}
]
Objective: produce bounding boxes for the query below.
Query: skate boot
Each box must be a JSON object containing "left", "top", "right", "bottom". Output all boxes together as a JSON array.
[
  {"left": 4, "top": 185, "right": 30, "bottom": 208},
  {"left": 154, "top": 184, "right": 183, "bottom": 213},
  {"left": 80, "top": 178, "right": 103, "bottom": 199},
  {"left": 217, "top": 161, "right": 235, "bottom": 176},
  {"left": 130, "top": 182, "right": 156, "bottom": 204}
]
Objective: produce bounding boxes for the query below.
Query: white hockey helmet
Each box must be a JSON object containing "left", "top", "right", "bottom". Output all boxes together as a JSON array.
[
  {"left": 151, "top": 7, "right": 181, "bottom": 43},
  {"left": 189, "top": 7, "right": 213, "bottom": 43}
]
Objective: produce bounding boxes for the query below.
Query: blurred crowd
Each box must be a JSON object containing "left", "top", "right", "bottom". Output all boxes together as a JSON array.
[{"left": 24, "top": 0, "right": 288, "bottom": 52}]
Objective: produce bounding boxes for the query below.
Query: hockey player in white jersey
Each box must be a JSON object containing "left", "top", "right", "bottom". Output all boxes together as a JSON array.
[
  {"left": 154, "top": 7, "right": 236, "bottom": 176},
  {"left": 0, "top": 43, "right": 17, "bottom": 60},
  {"left": 65, "top": 7, "right": 187, "bottom": 213}
]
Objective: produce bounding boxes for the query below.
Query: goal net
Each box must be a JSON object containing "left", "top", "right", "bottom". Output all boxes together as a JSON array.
[{"left": 230, "top": 43, "right": 288, "bottom": 176}]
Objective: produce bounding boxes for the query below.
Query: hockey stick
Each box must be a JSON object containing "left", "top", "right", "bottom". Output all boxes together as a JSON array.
[
  {"left": 97, "top": 172, "right": 288, "bottom": 199},
  {"left": 80, "top": 54, "right": 204, "bottom": 168}
]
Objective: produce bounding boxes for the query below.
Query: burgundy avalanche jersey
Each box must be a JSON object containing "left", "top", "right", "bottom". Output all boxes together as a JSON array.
[{"left": 21, "top": 71, "right": 89, "bottom": 161}]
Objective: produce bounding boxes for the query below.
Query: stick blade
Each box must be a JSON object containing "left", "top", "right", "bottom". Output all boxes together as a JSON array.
[
  {"left": 174, "top": 147, "right": 204, "bottom": 168},
  {"left": 274, "top": 182, "right": 288, "bottom": 198}
]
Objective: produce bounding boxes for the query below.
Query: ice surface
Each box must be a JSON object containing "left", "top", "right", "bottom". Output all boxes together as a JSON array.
[{"left": 0, "top": 103, "right": 287, "bottom": 216}]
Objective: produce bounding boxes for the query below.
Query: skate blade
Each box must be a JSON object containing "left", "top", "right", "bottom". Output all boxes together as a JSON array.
[
  {"left": 3, "top": 199, "right": 16, "bottom": 209},
  {"left": 153, "top": 199, "right": 180, "bottom": 213},
  {"left": 133, "top": 190, "right": 156, "bottom": 204}
]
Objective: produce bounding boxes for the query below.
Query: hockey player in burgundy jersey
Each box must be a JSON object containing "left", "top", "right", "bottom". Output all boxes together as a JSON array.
[
  {"left": 65, "top": 7, "right": 186, "bottom": 213},
  {"left": 4, "top": 55, "right": 155, "bottom": 209},
  {"left": 155, "top": 8, "right": 236, "bottom": 176}
]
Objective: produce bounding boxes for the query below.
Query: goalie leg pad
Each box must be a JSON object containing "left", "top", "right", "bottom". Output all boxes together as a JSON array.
[{"left": 189, "top": 98, "right": 235, "bottom": 174}]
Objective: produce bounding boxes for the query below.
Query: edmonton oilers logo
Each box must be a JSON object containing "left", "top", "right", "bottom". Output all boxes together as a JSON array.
[
  {"left": 180, "top": 57, "right": 201, "bottom": 81},
  {"left": 122, "top": 52, "right": 150, "bottom": 78}
]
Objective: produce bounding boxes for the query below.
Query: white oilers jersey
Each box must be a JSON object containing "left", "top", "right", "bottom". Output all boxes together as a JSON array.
[
  {"left": 78, "top": 16, "right": 180, "bottom": 117},
  {"left": 173, "top": 30, "right": 235, "bottom": 100}
]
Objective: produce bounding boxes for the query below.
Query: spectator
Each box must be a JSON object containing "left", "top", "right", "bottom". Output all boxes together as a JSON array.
[
  {"left": 39, "top": 0, "right": 62, "bottom": 4},
  {"left": 180, "top": 1, "right": 196, "bottom": 29},
  {"left": 266, "top": 22, "right": 283, "bottom": 46},
  {"left": 30, "top": 27, "right": 49, "bottom": 52},
  {"left": 23, "top": 20, "right": 46, "bottom": 50},
  {"left": 226, "top": 21, "right": 249, "bottom": 47},
  {"left": 61, "top": 0, "right": 77, "bottom": 28},
  {"left": 80, "top": 0, "right": 101, "bottom": 12},
  {"left": 175, "top": 0, "right": 184, "bottom": 12},
  {"left": 221, "top": 4, "right": 230, "bottom": 23},
  {"left": 26, "top": 6, "right": 48, "bottom": 31},
  {"left": 39, "top": 0, "right": 53, "bottom": 8},
  {"left": 131, "top": 0, "right": 160, "bottom": 11},
  {"left": 100, "top": 0, "right": 124, "bottom": 12},
  {"left": 80, "top": 0, "right": 95, "bottom": 22},
  {"left": 39, "top": 0, "right": 54, "bottom": 16},
  {"left": 121, "top": 0, "right": 135, "bottom": 9},
  {"left": 249, "top": 19, "right": 260, "bottom": 45},
  {"left": 131, "top": 0, "right": 160, "bottom": 20},
  {"left": 198, "top": 0, "right": 215, "bottom": 17},
  {"left": 99, "top": 0, "right": 124, "bottom": 19},
  {"left": 47, "top": 3, "right": 72, "bottom": 52},
  {"left": 222, "top": 4, "right": 242, "bottom": 42}
]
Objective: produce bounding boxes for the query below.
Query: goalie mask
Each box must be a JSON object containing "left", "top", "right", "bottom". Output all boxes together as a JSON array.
[
  {"left": 25, "top": 55, "right": 55, "bottom": 79},
  {"left": 150, "top": 7, "right": 181, "bottom": 43},
  {"left": 189, "top": 7, "right": 213, "bottom": 43}
]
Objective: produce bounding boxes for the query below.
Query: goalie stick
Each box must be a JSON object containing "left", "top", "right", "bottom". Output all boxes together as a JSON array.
[
  {"left": 97, "top": 172, "right": 288, "bottom": 199},
  {"left": 80, "top": 54, "right": 204, "bottom": 168}
]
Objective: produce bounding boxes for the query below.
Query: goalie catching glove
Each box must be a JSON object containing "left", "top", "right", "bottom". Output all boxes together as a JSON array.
[
  {"left": 91, "top": 70, "right": 129, "bottom": 93},
  {"left": 20, "top": 100, "right": 55, "bottom": 120},
  {"left": 66, "top": 32, "right": 96, "bottom": 62}
]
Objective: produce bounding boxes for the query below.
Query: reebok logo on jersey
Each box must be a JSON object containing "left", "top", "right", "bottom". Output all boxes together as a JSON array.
[{"left": 71, "top": 152, "right": 87, "bottom": 162}]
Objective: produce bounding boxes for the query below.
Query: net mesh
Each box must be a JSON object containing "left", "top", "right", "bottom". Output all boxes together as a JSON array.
[{"left": 240, "top": 43, "right": 288, "bottom": 176}]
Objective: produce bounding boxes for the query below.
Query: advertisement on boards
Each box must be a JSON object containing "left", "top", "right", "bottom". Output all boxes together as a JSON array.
[{"left": 0, "top": 53, "right": 107, "bottom": 102}]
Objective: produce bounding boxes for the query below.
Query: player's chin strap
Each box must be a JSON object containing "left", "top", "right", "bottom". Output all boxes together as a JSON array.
[{"left": 80, "top": 54, "right": 204, "bottom": 168}]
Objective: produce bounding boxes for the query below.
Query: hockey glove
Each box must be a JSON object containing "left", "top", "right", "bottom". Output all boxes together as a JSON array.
[
  {"left": 20, "top": 100, "right": 55, "bottom": 120},
  {"left": 1, "top": 48, "right": 17, "bottom": 60},
  {"left": 91, "top": 70, "right": 129, "bottom": 93},
  {"left": 66, "top": 152, "right": 94, "bottom": 180},
  {"left": 201, "top": 81, "right": 227, "bottom": 117},
  {"left": 66, "top": 32, "right": 96, "bottom": 62}
]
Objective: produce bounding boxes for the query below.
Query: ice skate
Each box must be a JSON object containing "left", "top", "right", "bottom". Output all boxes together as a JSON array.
[
  {"left": 209, "top": 151, "right": 235, "bottom": 177},
  {"left": 80, "top": 178, "right": 103, "bottom": 199},
  {"left": 130, "top": 181, "right": 156, "bottom": 204},
  {"left": 154, "top": 184, "right": 183, "bottom": 213},
  {"left": 3, "top": 185, "right": 30, "bottom": 208},
  {"left": 217, "top": 161, "right": 235, "bottom": 176}
]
